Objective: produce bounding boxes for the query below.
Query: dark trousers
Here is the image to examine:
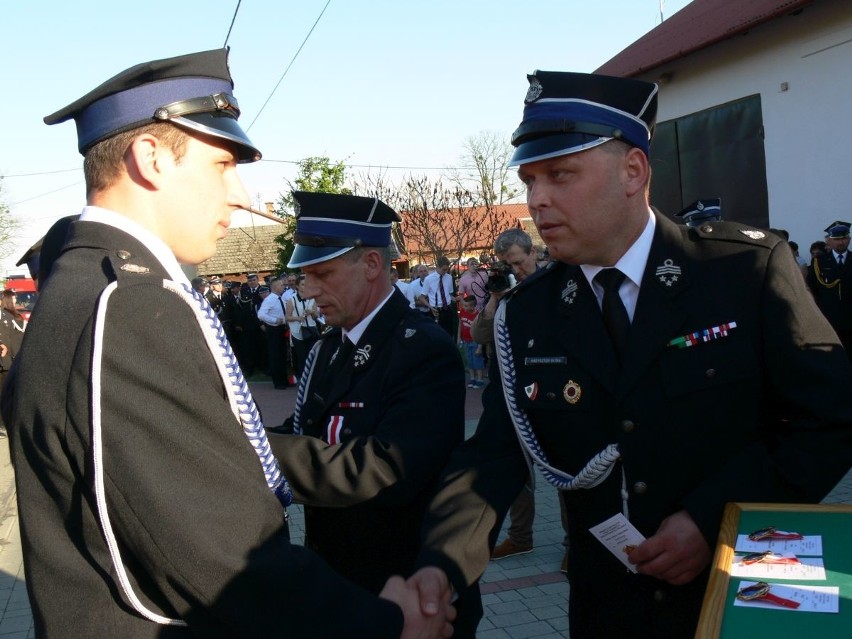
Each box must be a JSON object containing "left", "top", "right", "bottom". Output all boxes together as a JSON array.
[
  {"left": 265, "top": 325, "right": 290, "bottom": 388},
  {"left": 435, "top": 306, "right": 456, "bottom": 337}
]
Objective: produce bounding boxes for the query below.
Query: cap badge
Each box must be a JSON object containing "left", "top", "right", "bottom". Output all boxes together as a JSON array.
[
  {"left": 563, "top": 380, "right": 582, "bottom": 405},
  {"left": 524, "top": 383, "right": 539, "bottom": 400},
  {"left": 525, "top": 77, "right": 544, "bottom": 104},
  {"left": 561, "top": 279, "right": 579, "bottom": 304},
  {"left": 120, "top": 263, "right": 149, "bottom": 274},
  {"left": 655, "top": 259, "right": 681, "bottom": 287},
  {"left": 696, "top": 201, "right": 706, "bottom": 211},
  {"left": 740, "top": 229, "right": 766, "bottom": 240},
  {"left": 353, "top": 344, "right": 372, "bottom": 368},
  {"left": 404, "top": 328, "right": 416, "bottom": 339}
]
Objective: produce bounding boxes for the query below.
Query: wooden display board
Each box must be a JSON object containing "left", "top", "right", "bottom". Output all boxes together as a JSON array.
[{"left": 696, "top": 502, "right": 852, "bottom": 638}]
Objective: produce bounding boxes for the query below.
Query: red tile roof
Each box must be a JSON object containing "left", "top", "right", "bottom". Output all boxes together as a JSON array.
[
  {"left": 400, "top": 203, "right": 531, "bottom": 260},
  {"left": 595, "top": 0, "right": 816, "bottom": 78}
]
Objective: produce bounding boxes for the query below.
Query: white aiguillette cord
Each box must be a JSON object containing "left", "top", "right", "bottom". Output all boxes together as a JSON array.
[{"left": 90, "top": 280, "right": 294, "bottom": 626}]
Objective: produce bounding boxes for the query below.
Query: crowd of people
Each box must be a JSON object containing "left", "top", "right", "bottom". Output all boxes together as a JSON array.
[
  {"left": 1, "top": 46, "right": 850, "bottom": 639},
  {"left": 187, "top": 271, "right": 322, "bottom": 389}
]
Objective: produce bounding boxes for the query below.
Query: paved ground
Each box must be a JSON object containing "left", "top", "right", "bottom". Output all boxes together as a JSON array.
[{"left": 0, "top": 379, "right": 850, "bottom": 638}]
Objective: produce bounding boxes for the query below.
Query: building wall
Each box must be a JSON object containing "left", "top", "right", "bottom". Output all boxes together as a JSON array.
[{"left": 634, "top": 0, "right": 852, "bottom": 249}]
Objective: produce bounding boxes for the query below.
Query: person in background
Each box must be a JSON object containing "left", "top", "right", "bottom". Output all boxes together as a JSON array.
[
  {"left": 457, "top": 258, "right": 488, "bottom": 311},
  {"left": 457, "top": 295, "right": 485, "bottom": 388},
  {"left": 285, "top": 275, "right": 320, "bottom": 378},
  {"left": 806, "top": 221, "right": 852, "bottom": 357},
  {"left": 257, "top": 278, "right": 290, "bottom": 390},
  {"left": 0, "top": 289, "right": 26, "bottom": 431},
  {"left": 424, "top": 256, "right": 457, "bottom": 336}
]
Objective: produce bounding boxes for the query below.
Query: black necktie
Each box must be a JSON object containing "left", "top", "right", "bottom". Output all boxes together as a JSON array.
[
  {"left": 838, "top": 253, "right": 845, "bottom": 266},
  {"left": 594, "top": 268, "right": 631, "bottom": 363}
]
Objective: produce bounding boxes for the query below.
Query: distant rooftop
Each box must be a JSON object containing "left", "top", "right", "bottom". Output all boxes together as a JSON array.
[{"left": 596, "top": 0, "right": 816, "bottom": 77}]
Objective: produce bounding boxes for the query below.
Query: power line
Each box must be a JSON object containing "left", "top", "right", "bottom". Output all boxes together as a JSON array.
[
  {"left": 246, "top": 0, "right": 333, "bottom": 132},
  {"left": 223, "top": 0, "right": 242, "bottom": 48},
  {"left": 10, "top": 181, "right": 83, "bottom": 206},
  {"left": 2, "top": 168, "right": 81, "bottom": 178}
]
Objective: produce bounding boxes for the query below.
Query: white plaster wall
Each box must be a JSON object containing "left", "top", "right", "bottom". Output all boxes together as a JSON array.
[{"left": 634, "top": 0, "right": 852, "bottom": 250}]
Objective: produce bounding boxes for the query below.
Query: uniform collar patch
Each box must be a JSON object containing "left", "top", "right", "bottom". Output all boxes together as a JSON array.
[
  {"left": 561, "top": 279, "right": 579, "bottom": 304},
  {"left": 655, "top": 259, "right": 681, "bottom": 287},
  {"left": 353, "top": 344, "right": 372, "bottom": 367},
  {"left": 740, "top": 229, "right": 766, "bottom": 240}
]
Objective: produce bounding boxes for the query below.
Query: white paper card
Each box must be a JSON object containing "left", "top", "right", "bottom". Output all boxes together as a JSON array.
[
  {"left": 734, "top": 534, "right": 822, "bottom": 556},
  {"left": 733, "top": 581, "right": 839, "bottom": 613},
  {"left": 730, "top": 555, "right": 826, "bottom": 580},
  {"left": 588, "top": 513, "right": 646, "bottom": 574}
]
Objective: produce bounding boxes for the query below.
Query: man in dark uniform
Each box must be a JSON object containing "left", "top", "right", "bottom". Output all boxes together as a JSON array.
[
  {"left": 807, "top": 221, "right": 852, "bottom": 357},
  {"left": 204, "top": 275, "right": 225, "bottom": 315},
  {"left": 2, "top": 48, "right": 453, "bottom": 638},
  {"left": 265, "top": 191, "right": 476, "bottom": 634},
  {"left": 413, "top": 71, "right": 852, "bottom": 638}
]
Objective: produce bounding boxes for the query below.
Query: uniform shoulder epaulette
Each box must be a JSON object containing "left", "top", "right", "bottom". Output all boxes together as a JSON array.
[
  {"left": 688, "top": 221, "right": 782, "bottom": 248},
  {"left": 505, "top": 260, "right": 558, "bottom": 300}
]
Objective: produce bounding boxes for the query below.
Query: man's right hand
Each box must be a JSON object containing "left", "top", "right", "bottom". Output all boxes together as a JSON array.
[{"left": 380, "top": 571, "right": 455, "bottom": 638}]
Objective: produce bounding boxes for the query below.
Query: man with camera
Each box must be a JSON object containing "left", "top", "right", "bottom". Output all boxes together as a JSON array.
[
  {"left": 469, "top": 228, "right": 555, "bottom": 563},
  {"left": 471, "top": 228, "right": 537, "bottom": 345}
]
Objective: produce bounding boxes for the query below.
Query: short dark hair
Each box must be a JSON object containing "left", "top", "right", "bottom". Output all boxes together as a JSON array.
[{"left": 436, "top": 256, "right": 450, "bottom": 268}]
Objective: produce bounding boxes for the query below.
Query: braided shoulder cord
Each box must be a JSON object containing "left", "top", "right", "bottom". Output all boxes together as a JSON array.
[
  {"left": 165, "top": 281, "right": 293, "bottom": 508},
  {"left": 292, "top": 339, "right": 321, "bottom": 435},
  {"left": 493, "top": 298, "right": 622, "bottom": 492},
  {"left": 812, "top": 258, "right": 841, "bottom": 290}
]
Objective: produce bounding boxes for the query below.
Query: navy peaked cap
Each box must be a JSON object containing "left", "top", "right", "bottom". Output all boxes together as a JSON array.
[
  {"left": 44, "top": 48, "right": 260, "bottom": 162},
  {"left": 676, "top": 198, "right": 722, "bottom": 227},
  {"left": 509, "top": 71, "right": 658, "bottom": 167},
  {"left": 288, "top": 191, "right": 400, "bottom": 268},
  {"left": 825, "top": 221, "right": 851, "bottom": 238}
]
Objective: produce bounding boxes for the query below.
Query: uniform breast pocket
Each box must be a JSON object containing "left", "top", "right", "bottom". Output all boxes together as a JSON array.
[{"left": 660, "top": 337, "right": 758, "bottom": 398}]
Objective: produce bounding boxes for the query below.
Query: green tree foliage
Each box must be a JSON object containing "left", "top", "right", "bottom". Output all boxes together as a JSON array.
[{"left": 272, "top": 157, "right": 351, "bottom": 272}]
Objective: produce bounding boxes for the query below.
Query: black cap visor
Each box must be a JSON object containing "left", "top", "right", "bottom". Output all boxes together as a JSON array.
[
  {"left": 509, "top": 132, "right": 610, "bottom": 167},
  {"left": 174, "top": 112, "right": 261, "bottom": 163}
]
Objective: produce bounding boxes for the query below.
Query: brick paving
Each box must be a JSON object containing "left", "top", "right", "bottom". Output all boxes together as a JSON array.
[{"left": 0, "top": 380, "right": 850, "bottom": 637}]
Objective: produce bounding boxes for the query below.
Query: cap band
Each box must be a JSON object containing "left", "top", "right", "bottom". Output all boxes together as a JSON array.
[
  {"left": 295, "top": 217, "right": 392, "bottom": 247},
  {"left": 75, "top": 77, "right": 232, "bottom": 153},
  {"left": 513, "top": 100, "right": 651, "bottom": 155}
]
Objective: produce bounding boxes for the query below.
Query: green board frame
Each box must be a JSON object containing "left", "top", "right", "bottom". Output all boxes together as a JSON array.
[{"left": 696, "top": 503, "right": 852, "bottom": 638}]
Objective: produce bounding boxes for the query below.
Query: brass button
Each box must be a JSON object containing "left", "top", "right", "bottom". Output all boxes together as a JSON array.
[
  {"left": 653, "top": 589, "right": 665, "bottom": 603},
  {"left": 621, "top": 419, "right": 635, "bottom": 433},
  {"left": 705, "top": 368, "right": 717, "bottom": 378},
  {"left": 633, "top": 481, "right": 648, "bottom": 495},
  {"left": 546, "top": 392, "right": 556, "bottom": 400},
  {"left": 700, "top": 224, "right": 713, "bottom": 233},
  {"left": 306, "top": 419, "right": 314, "bottom": 426},
  {"left": 116, "top": 250, "right": 131, "bottom": 260}
]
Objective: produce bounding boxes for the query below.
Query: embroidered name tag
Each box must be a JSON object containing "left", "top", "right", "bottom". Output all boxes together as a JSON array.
[
  {"left": 667, "top": 322, "right": 737, "bottom": 349},
  {"left": 524, "top": 356, "right": 568, "bottom": 365}
]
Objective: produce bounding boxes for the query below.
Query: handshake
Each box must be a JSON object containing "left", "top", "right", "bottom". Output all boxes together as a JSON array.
[{"left": 380, "top": 567, "right": 457, "bottom": 638}]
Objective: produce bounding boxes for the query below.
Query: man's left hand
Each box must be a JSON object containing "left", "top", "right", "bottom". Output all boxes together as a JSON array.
[{"left": 628, "top": 510, "right": 711, "bottom": 585}]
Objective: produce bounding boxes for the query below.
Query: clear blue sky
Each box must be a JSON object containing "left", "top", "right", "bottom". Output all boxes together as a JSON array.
[{"left": 1, "top": 0, "right": 692, "bottom": 275}]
